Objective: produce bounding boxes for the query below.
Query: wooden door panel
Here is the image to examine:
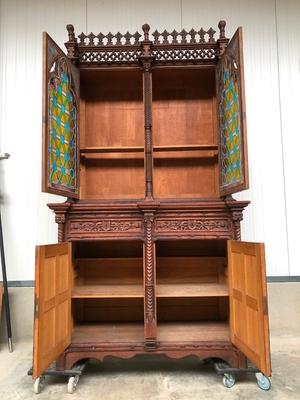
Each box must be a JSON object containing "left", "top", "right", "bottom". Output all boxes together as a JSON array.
[
  {"left": 33, "top": 243, "right": 72, "bottom": 379},
  {"left": 216, "top": 28, "right": 249, "bottom": 196},
  {"left": 0, "top": 284, "right": 3, "bottom": 324},
  {"left": 42, "top": 33, "right": 80, "bottom": 198},
  {"left": 228, "top": 241, "right": 271, "bottom": 376}
]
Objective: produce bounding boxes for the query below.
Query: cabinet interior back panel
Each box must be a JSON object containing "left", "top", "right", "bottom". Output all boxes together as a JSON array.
[
  {"left": 82, "top": 70, "right": 144, "bottom": 147},
  {"left": 83, "top": 157, "right": 144, "bottom": 199},
  {"left": 152, "top": 68, "right": 218, "bottom": 198},
  {"left": 152, "top": 68, "right": 217, "bottom": 146},
  {"left": 153, "top": 157, "right": 218, "bottom": 198}
]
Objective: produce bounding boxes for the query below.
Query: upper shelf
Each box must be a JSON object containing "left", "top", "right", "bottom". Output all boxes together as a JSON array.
[
  {"left": 80, "top": 144, "right": 218, "bottom": 155},
  {"left": 80, "top": 146, "right": 144, "bottom": 154}
]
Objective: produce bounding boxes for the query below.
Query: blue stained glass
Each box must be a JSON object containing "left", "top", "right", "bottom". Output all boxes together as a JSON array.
[{"left": 64, "top": 122, "right": 70, "bottom": 132}]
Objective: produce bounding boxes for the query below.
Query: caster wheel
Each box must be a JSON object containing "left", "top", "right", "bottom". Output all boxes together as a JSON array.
[
  {"left": 222, "top": 373, "right": 236, "bottom": 388},
  {"left": 33, "top": 376, "right": 45, "bottom": 394},
  {"left": 67, "top": 375, "right": 79, "bottom": 394},
  {"left": 256, "top": 373, "right": 271, "bottom": 391}
]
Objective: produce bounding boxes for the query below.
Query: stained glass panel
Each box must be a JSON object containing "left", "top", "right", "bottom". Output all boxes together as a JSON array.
[
  {"left": 217, "top": 27, "right": 248, "bottom": 195},
  {"left": 48, "top": 58, "right": 77, "bottom": 192},
  {"left": 220, "top": 68, "right": 243, "bottom": 187}
]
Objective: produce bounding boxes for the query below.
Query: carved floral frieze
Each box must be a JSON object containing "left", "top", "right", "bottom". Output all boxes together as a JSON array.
[
  {"left": 155, "top": 218, "right": 230, "bottom": 232},
  {"left": 69, "top": 220, "right": 142, "bottom": 233}
]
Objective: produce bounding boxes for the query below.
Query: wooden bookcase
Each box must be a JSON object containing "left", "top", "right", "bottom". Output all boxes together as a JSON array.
[{"left": 33, "top": 21, "right": 271, "bottom": 382}]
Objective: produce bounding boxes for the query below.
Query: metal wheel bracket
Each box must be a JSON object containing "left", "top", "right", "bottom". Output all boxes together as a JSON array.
[
  {"left": 213, "top": 361, "right": 271, "bottom": 390},
  {"left": 29, "top": 361, "right": 88, "bottom": 394}
]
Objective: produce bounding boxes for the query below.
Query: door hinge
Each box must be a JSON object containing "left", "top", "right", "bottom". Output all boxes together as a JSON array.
[
  {"left": 34, "top": 295, "right": 39, "bottom": 318},
  {"left": 262, "top": 296, "right": 269, "bottom": 316}
]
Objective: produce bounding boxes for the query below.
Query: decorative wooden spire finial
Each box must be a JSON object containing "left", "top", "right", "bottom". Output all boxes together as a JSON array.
[
  {"left": 142, "top": 24, "right": 150, "bottom": 41},
  {"left": 66, "top": 24, "right": 75, "bottom": 42},
  {"left": 218, "top": 20, "right": 226, "bottom": 39},
  {"left": 65, "top": 24, "right": 78, "bottom": 63}
]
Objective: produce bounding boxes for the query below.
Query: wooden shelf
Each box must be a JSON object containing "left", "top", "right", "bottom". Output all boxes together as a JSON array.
[
  {"left": 80, "top": 146, "right": 144, "bottom": 154},
  {"left": 72, "top": 322, "right": 229, "bottom": 344},
  {"left": 72, "top": 284, "right": 143, "bottom": 298},
  {"left": 157, "top": 321, "right": 230, "bottom": 342},
  {"left": 80, "top": 144, "right": 218, "bottom": 155},
  {"left": 153, "top": 144, "right": 218, "bottom": 152},
  {"left": 72, "top": 283, "right": 228, "bottom": 299},
  {"left": 72, "top": 322, "right": 144, "bottom": 343},
  {"left": 156, "top": 283, "right": 228, "bottom": 298}
]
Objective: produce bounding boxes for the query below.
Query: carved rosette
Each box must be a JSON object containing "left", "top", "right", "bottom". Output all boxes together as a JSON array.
[
  {"left": 55, "top": 214, "right": 66, "bottom": 243},
  {"left": 144, "top": 212, "right": 156, "bottom": 345},
  {"left": 232, "top": 211, "right": 243, "bottom": 240}
]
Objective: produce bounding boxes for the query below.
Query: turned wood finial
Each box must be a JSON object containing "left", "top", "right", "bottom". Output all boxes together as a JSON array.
[
  {"left": 218, "top": 20, "right": 226, "bottom": 39},
  {"left": 142, "top": 24, "right": 150, "bottom": 41},
  {"left": 66, "top": 24, "right": 75, "bottom": 41}
]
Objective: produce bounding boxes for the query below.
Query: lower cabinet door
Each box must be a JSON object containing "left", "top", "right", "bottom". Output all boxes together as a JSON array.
[
  {"left": 228, "top": 240, "right": 271, "bottom": 376},
  {"left": 33, "top": 243, "right": 72, "bottom": 379}
]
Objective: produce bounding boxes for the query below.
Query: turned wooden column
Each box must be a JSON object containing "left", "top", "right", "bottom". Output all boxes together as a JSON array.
[
  {"left": 232, "top": 211, "right": 243, "bottom": 240},
  {"left": 141, "top": 24, "right": 154, "bottom": 200},
  {"left": 55, "top": 214, "right": 66, "bottom": 243},
  {"left": 143, "top": 211, "right": 157, "bottom": 349}
]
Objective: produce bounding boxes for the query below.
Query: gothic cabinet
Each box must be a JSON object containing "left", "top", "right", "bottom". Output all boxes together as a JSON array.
[{"left": 33, "top": 22, "right": 271, "bottom": 380}]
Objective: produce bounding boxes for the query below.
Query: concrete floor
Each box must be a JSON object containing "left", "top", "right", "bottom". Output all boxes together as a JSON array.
[{"left": 0, "top": 336, "right": 299, "bottom": 400}]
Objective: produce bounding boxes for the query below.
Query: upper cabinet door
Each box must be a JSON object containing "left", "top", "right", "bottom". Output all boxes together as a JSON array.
[
  {"left": 42, "top": 33, "right": 80, "bottom": 198},
  {"left": 228, "top": 240, "right": 271, "bottom": 377},
  {"left": 33, "top": 243, "right": 72, "bottom": 379},
  {"left": 216, "top": 28, "right": 249, "bottom": 196}
]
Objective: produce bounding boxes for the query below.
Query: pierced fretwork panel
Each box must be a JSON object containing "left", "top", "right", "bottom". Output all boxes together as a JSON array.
[
  {"left": 152, "top": 47, "right": 216, "bottom": 63},
  {"left": 74, "top": 25, "right": 219, "bottom": 65},
  {"left": 152, "top": 28, "right": 216, "bottom": 45},
  {"left": 79, "top": 49, "right": 142, "bottom": 64},
  {"left": 78, "top": 31, "right": 142, "bottom": 46}
]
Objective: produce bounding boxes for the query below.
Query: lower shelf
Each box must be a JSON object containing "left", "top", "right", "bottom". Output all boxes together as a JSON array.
[
  {"left": 72, "top": 321, "right": 229, "bottom": 345},
  {"left": 72, "top": 322, "right": 144, "bottom": 344},
  {"left": 157, "top": 321, "right": 229, "bottom": 342}
]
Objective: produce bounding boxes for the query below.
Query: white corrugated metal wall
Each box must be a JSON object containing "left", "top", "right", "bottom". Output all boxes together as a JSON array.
[{"left": 0, "top": 0, "right": 299, "bottom": 280}]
